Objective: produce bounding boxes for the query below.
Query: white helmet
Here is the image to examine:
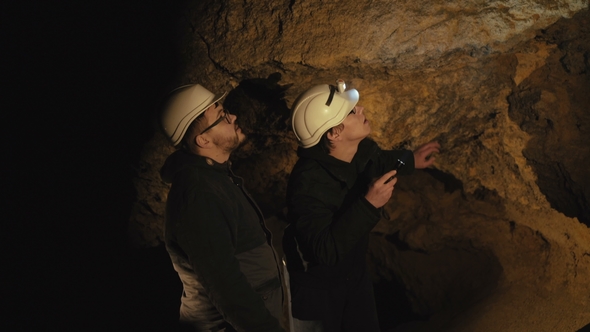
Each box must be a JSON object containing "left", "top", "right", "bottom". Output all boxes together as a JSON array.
[
  {"left": 291, "top": 80, "right": 359, "bottom": 148},
  {"left": 160, "top": 84, "right": 226, "bottom": 146}
]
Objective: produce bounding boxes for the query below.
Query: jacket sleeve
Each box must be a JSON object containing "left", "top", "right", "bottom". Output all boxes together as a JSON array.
[
  {"left": 377, "top": 149, "right": 415, "bottom": 176},
  {"left": 288, "top": 171, "right": 382, "bottom": 267},
  {"left": 176, "top": 188, "right": 283, "bottom": 332},
  {"left": 359, "top": 139, "right": 415, "bottom": 177}
]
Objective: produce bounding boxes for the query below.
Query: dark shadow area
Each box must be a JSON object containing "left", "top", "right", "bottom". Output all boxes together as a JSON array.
[
  {"left": 370, "top": 232, "right": 502, "bottom": 332},
  {"left": 223, "top": 74, "right": 292, "bottom": 217},
  {"left": 508, "top": 86, "right": 590, "bottom": 226},
  {"left": 369, "top": 169, "right": 504, "bottom": 332},
  {"left": 507, "top": 10, "right": 590, "bottom": 227},
  {"left": 373, "top": 277, "right": 430, "bottom": 331},
  {"left": 4, "top": 1, "right": 187, "bottom": 329},
  {"left": 224, "top": 73, "right": 292, "bottom": 139},
  {"left": 422, "top": 168, "right": 464, "bottom": 194}
]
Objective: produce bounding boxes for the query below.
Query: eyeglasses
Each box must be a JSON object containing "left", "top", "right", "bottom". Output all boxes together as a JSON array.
[
  {"left": 199, "top": 109, "right": 232, "bottom": 135},
  {"left": 349, "top": 108, "right": 356, "bottom": 115}
]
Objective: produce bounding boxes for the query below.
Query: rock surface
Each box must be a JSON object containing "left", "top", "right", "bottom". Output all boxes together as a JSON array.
[{"left": 131, "top": 1, "right": 590, "bottom": 331}]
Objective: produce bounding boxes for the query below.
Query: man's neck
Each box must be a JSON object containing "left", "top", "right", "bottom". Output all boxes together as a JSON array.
[{"left": 196, "top": 148, "right": 231, "bottom": 164}]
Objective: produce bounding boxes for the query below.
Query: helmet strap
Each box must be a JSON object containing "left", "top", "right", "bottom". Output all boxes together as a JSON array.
[{"left": 325, "top": 85, "right": 337, "bottom": 106}]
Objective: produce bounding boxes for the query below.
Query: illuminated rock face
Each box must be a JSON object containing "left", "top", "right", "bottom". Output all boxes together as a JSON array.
[{"left": 132, "top": 1, "right": 590, "bottom": 331}]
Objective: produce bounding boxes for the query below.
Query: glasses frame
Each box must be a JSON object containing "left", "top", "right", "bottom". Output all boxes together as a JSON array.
[{"left": 199, "top": 108, "right": 232, "bottom": 135}]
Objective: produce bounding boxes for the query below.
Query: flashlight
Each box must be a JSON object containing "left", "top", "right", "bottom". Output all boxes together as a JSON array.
[{"left": 384, "top": 159, "right": 405, "bottom": 184}]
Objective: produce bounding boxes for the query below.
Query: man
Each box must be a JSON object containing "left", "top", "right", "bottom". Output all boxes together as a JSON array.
[
  {"left": 159, "top": 84, "right": 284, "bottom": 332},
  {"left": 283, "top": 80, "right": 440, "bottom": 331}
]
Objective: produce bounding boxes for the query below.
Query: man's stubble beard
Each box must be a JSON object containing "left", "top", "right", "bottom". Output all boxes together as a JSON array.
[{"left": 213, "top": 131, "right": 246, "bottom": 154}]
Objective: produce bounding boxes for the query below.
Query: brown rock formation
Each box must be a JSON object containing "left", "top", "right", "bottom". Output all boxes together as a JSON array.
[{"left": 131, "top": 1, "right": 590, "bottom": 331}]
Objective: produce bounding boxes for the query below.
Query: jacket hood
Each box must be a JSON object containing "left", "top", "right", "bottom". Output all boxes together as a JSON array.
[{"left": 160, "top": 149, "right": 228, "bottom": 184}]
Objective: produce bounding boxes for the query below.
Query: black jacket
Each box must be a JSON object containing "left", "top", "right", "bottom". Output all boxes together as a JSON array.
[
  {"left": 161, "top": 150, "right": 283, "bottom": 332},
  {"left": 283, "top": 138, "right": 414, "bottom": 315}
]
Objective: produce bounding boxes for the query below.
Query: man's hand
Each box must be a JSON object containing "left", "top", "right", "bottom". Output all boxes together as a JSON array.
[
  {"left": 413, "top": 141, "right": 440, "bottom": 169},
  {"left": 365, "top": 170, "right": 398, "bottom": 208}
]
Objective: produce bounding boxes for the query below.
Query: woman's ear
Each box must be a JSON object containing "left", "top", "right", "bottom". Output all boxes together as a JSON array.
[{"left": 327, "top": 128, "right": 341, "bottom": 142}]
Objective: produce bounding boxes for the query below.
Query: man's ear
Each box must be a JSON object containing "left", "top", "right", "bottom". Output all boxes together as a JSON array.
[{"left": 195, "top": 134, "right": 210, "bottom": 149}]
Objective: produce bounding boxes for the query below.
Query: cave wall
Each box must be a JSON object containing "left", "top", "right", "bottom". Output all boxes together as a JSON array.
[{"left": 131, "top": 1, "right": 590, "bottom": 331}]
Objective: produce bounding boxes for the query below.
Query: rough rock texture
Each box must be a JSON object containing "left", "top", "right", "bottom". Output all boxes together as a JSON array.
[{"left": 131, "top": 1, "right": 590, "bottom": 331}]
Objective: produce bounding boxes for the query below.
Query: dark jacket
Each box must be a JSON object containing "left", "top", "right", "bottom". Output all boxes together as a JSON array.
[
  {"left": 283, "top": 138, "right": 414, "bottom": 321},
  {"left": 161, "top": 150, "right": 284, "bottom": 332}
]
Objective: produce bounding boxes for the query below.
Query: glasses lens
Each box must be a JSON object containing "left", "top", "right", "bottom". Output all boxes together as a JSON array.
[{"left": 200, "top": 110, "right": 227, "bottom": 135}]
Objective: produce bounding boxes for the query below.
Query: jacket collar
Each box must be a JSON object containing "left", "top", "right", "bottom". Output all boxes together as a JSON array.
[
  {"left": 296, "top": 138, "right": 380, "bottom": 189},
  {"left": 160, "top": 149, "right": 231, "bottom": 184},
  {"left": 297, "top": 144, "right": 358, "bottom": 189}
]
